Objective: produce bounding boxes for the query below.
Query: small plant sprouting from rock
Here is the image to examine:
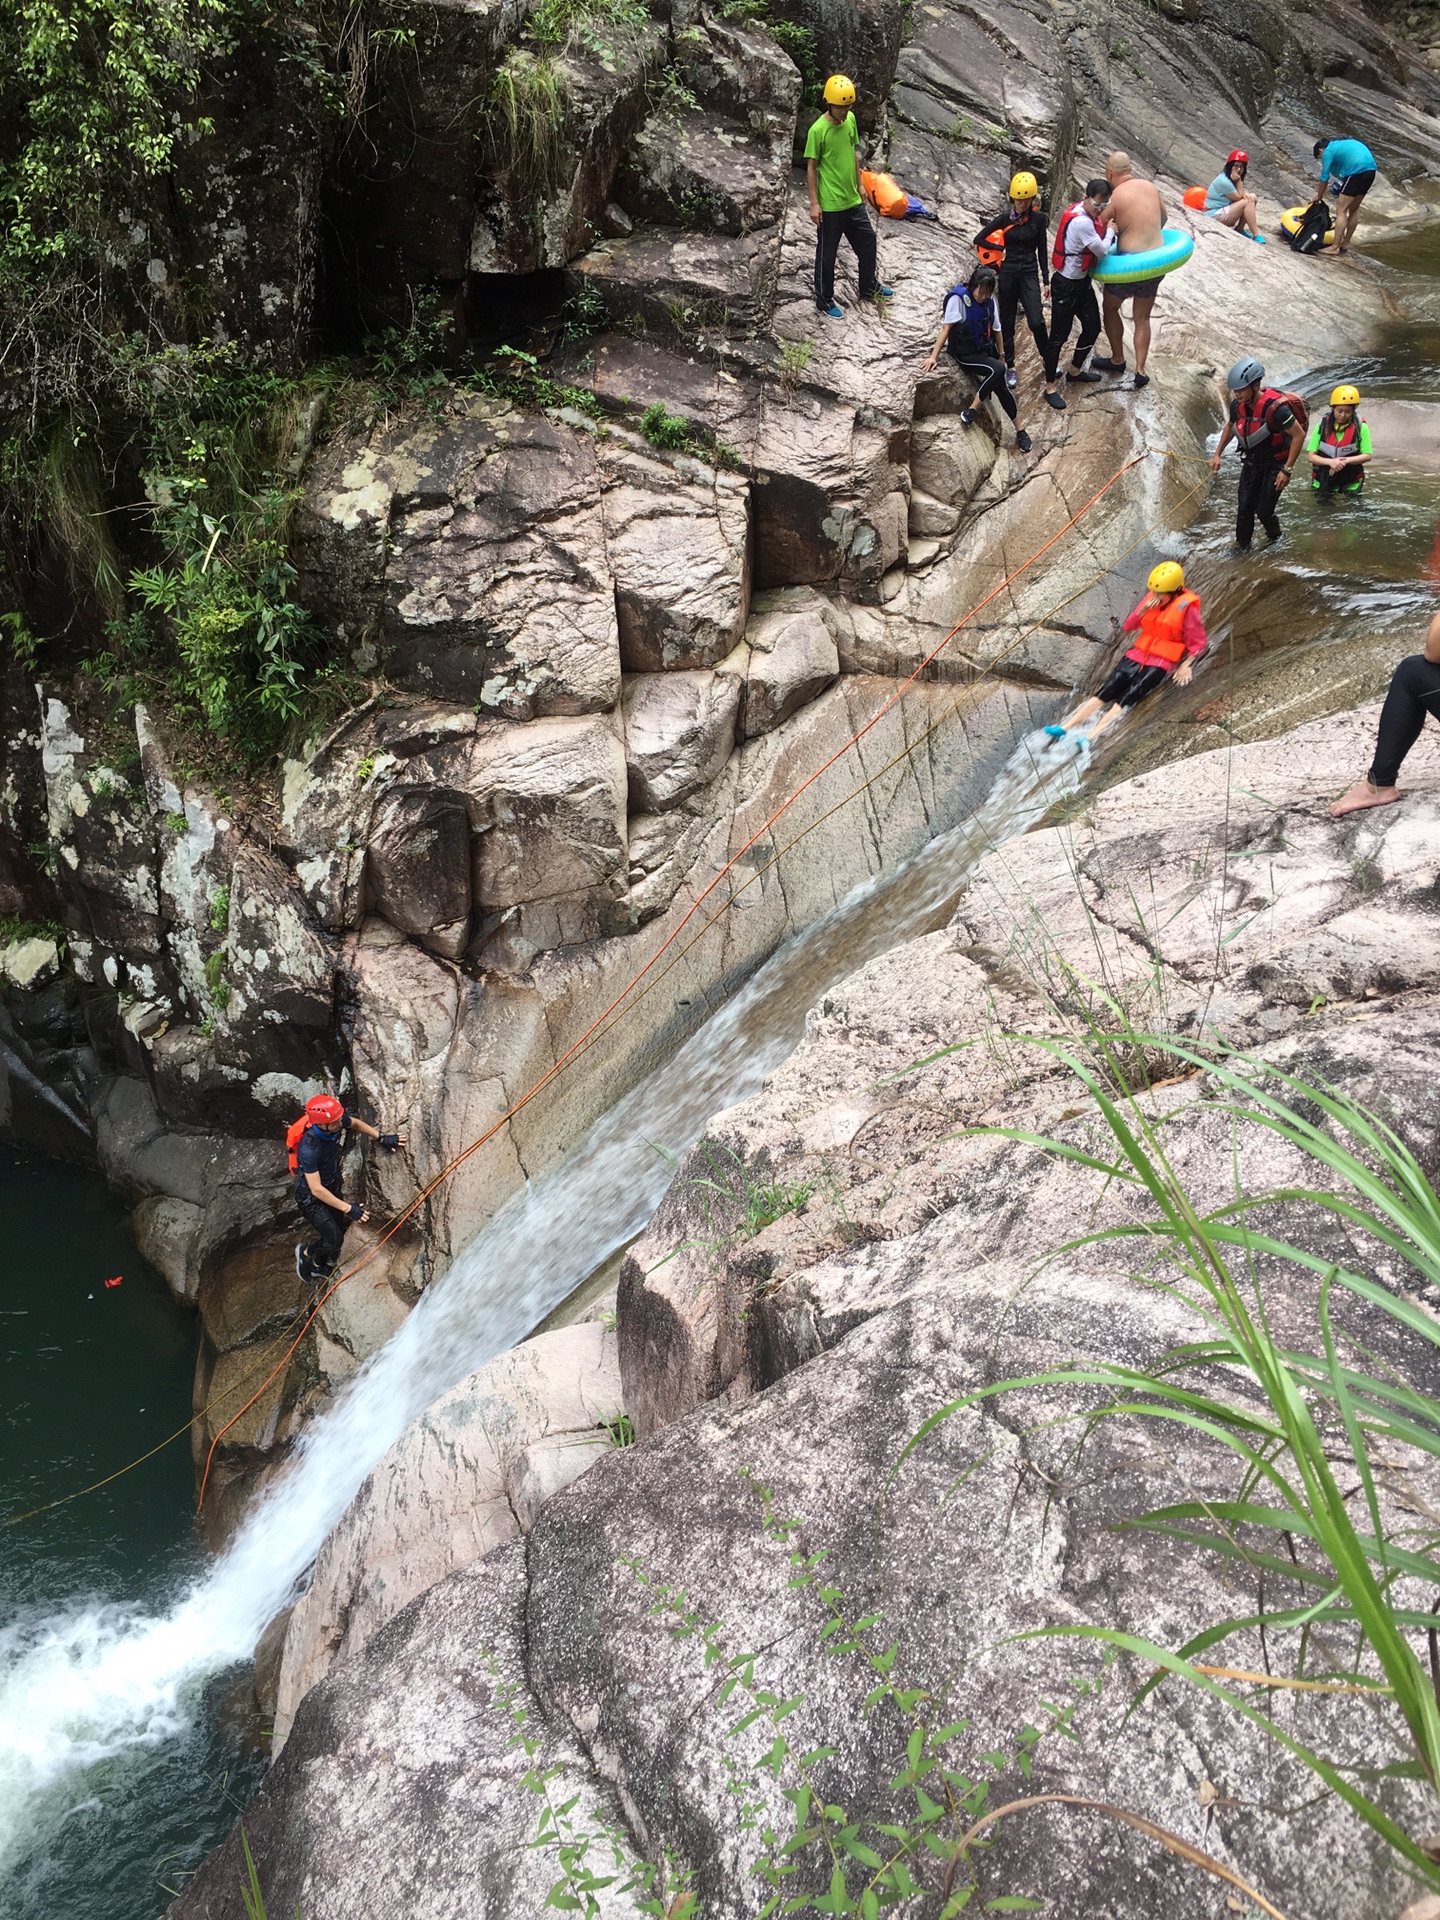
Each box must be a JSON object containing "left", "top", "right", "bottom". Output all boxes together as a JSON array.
[
  {"left": 164, "top": 811, "right": 188, "bottom": 836},
  {"left": 239, "top": 1827, "right": 301, "bottom": 1920},
  {"left": 601, "top": 1411, "right": 636, "bottom": 1448},
  {"left": 685, "top": 1142, "right": 814, "bottom": 1245},
  {"left": 204, "top": 950, "right": 230, "bottom": 1012},
  {"left": 777, "top": 337, "right": 813, "bottom": 394},
  {"left": 353, "top": 752, "right": 378, "bottom": 786},
  {"left": 640, "top": 402, "right": 693, "bottom": 451},
  {"left": 209, "top": 884, "right": 232, "bottom": 932}
]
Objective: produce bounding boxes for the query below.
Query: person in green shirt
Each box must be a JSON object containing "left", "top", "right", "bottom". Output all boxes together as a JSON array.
[
  {"left": 1306, "top": 382, "right": 1373, "bottom": 495},
  {"left": 804, "top": 74, "right": 894, "bottom": 319}
]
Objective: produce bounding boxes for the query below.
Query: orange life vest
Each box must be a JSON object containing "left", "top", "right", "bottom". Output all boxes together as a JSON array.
[
  {"left": 975, "top": 223, "right": 1008, "bottom": 268},
  {"left": 286, "top": 1116, "right": 309, "bottom": 1174},
  {"left": 1129, "top": 589, "right": 1200, "bottom": 669}
]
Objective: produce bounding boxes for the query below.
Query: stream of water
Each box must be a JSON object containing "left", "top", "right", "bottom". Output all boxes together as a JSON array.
[{"left": 6, "top": 226, "right": 1440, "bottom": 1920}]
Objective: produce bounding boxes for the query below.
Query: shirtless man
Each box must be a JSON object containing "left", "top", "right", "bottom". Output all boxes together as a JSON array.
[{"left": 1091, "top": 151, "right": 1164, "bottom": 390}]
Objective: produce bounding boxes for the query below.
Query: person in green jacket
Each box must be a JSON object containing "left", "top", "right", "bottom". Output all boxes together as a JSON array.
[
  {"left": 1306, "top": 383, "right": 1373, "bottom": 495},
  {"left": 805, "top": 74, "right": 894, "bottom": 319}
]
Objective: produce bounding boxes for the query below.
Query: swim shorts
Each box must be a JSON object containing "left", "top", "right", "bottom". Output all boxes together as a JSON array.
[
  {"left": 1335, "top": 169, "right": 1376, "bottom": 199},
  {"left": 1105, "top": 276, "right": 1162, "bottom": 303},
  {"left": 1095, "top": 659, "right": 1170, "bottom": 709}
]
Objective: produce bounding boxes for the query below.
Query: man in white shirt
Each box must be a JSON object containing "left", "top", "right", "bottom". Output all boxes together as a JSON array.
[{"left": 1043, "top": 179, "right": 1116, "bottom": 395}]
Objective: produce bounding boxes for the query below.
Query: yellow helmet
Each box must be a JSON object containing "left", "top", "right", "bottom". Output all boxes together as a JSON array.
[
  {"left": 823, "top": 74, "right": 856, "bottom": 106},
  {"left": 1148, "top": 560, "right": 1185, "bottom": 595},
  {"left": 1330, "top": 383, "right": 1361, "bottom": 406},
  {"left": 1009, "top": 170, "right": 1039, "bottom": 201}
]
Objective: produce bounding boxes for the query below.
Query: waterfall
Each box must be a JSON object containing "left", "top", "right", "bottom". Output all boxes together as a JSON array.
[{"left": 0, "top": 726, "right": 1086, "bottom": 1877}]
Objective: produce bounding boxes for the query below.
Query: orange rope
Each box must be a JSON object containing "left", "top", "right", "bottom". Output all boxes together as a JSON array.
[{"left": 196, "top": 449, "right": 1146, "bottom": 1509}]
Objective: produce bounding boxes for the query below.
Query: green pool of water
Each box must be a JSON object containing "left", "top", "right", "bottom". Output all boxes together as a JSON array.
[{"left": 0, "top": 1149, "right": 263, "bottom": 1920}]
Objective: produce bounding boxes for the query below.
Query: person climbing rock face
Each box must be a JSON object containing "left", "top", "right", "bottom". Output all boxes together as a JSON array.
[
  {"left": 971, "top": 171, "right": 1063, "bottom": 410},
  {"left": 1042, "top": 560, "right": 1207, "bottom": 747},
  {"left": 1204, "top": 151, "right": 1261, "bottom": 238},
  {"left": 1043, "top": 178, "right": 1116, "bottom": 394},
  {"left": 1331, "top": 611, "right": 1440, "bottom": 816},
  {"left": 1313, "top": 135, "right": 1377, "bottom": 256},
  {"left": 1307, "top": 383, "right": 1372, "bottom": 496},
  {"left": 289, "top": 1094, "right": 407, "bottom": 1291},
  {"left": 1209, "top": 357, "right": 1305, "bottom": 550},
  {"left": 805, "top": 75, "right": 894, "bottom": 319},
  {"left": 1092, "top": 151, "right": 1164, "bottom": 390},
  {"left": 922, "top": 264, "right": 1032, "bottom": 452}
]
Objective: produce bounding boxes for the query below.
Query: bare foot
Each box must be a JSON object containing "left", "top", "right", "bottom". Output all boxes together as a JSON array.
[{"left": 1330, "top": 777, "right": 1400, "bottom": 817}]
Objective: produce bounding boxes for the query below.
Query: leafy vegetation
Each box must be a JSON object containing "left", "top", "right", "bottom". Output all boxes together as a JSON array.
[{"left": 901, "top": 1031, "right": 1440, "bottom": 1893}]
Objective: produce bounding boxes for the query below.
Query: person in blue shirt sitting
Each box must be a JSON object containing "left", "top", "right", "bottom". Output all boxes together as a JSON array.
[
  {"left": 1204, "top": 150, "right": 1261, "bottom": 239},
  {"left": 1313, "top": 136, "right": 1377, "bottom": 255}
]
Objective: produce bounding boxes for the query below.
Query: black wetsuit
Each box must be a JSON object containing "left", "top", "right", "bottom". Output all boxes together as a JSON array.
[
  {"left": 294, "top": 1117, "right": 354, "bottom": 1281},
  {"left": 1230, "top": 391, "right": 1297, "bottom": 549},
  {"left": 974, "top": 209, "right": 1050, "bottom": 369}
]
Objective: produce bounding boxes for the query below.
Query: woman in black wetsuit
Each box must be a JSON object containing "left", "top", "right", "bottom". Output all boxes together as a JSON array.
[
  {"left": 921, "top": 265, "right": 1033, "bottom": 453},
  {"left": 972, "top": 171, "right": 1063, "bottom": 411}
]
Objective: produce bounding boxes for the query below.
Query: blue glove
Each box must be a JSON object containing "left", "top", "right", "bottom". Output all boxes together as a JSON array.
[
  {"left": 347, "top": 1202, "right": 364, "bottom": 1222},
  {"left": 379, "top": 1132, "right": 400, "bottom": 1150}
]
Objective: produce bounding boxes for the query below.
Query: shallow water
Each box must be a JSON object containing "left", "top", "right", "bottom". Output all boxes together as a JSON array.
[{"left": 0, "top": 1151, "right": 264, "bottom": 1920}]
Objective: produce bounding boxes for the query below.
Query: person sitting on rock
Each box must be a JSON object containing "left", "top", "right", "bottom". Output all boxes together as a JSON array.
[
  {"left": 289, "top": 1093, "right": 406, "bottom": 1291},
  {"left": 1331, "top": 610, "right": 1440, "bottom": 815},
  {"left": 1204, "top": 150, "right": 1261, "bottom": 238},
  {"left": 1306, "top": 383, "right": 1372, "bottom": 496},
  {"left": 972, "top": 170, "right": 1062, "bottom": 409},
  {"left": 1042, "top": 561, "right": 1207, "bottom": 747},
  {"left": 1313, "top": 135, "right": 1377, "bottom": 256},
  {"left": 806, "top": 74, "right": 894, "bottom": 319},
  {"left": 922, "top": 264, "right": 1032, "bottom": 453}
]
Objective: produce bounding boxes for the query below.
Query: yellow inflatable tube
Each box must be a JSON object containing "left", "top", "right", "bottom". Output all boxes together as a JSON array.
[{"left": 1280, "top": 205, "right": 1336, "bottom": 248}]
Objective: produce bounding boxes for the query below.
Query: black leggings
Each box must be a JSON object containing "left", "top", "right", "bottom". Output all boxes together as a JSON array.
[
  {"left": 1236, "top": 458, "right": 1283, "bottom": 547},
  {"left": 297, "top": 1189, "right": 350, "bottom": 1279},
  {"left": 814, "top": 205, "right": 877, "bottom": 307},
  {"left": 1044, "top": 276, "right": 1101, "bottom": 378},
  {"left": 1370, "top": 654, "right": 1440, "bottom": 787},
  {"left": 947, "top": 350, "right": 1017, "bottom": 421},
  {"left": 997, "top": 266, "right": 1049, "bottom": 368}
]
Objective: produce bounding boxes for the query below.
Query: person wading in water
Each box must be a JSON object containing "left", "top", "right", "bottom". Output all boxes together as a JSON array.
[
  {"left": 1092, "top": 151, "right": 1164, "bottom": 389},
  {"left": 1209, "top": 357, "right": 1306, "bottom": 550},
  {"left": 289, "top": 1094, "right": 407, "bottom": 1290}
]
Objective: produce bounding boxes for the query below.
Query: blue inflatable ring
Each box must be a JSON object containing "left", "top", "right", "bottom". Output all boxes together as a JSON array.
[{"left": 1093, "top": 226, "right": 1195, "bottom": 285}]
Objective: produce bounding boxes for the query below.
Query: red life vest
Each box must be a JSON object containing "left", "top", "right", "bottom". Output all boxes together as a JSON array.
[
  {"left": 286, "top": 1117, "right": 309, "bottom": 1174},
  {"left": 1234, "top": 388, "right": 1309, "bottom": 461},
  {"left": 1128, "top": 590, "right": 1201, "bottom": 669},
  {"left": 1052, "top": 201, "right": 1097, "bottom": 275},
  {"left": 1316, "top": 411, "right": 1362, "bottom": 460}
]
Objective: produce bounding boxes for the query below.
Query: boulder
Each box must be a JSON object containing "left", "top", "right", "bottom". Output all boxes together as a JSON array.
[
  {"left": 364, "top": 787, "right": 473, "bottom": 956},
  {"left": 132, "top": 1194, "right": 204, "bottom": 1305},
  {"left": 273, "top": 1323, "right": 623, "bottom": 1746},
  {"left": 599, "top": 441, "right": 752, "bottom": 671},
  {"left": 622, "top": 668, "right": 743, "bottom": 812},
  {"left": 570, "top": 226, "right": 785, "bottom": 337},
  {"left": 740, "top": 590, "right": 840, "bottom": 737},
  {"left": 908, "top": 414, "right": 998, "bottom": 509},
  {"left": 295, "top": 400, "right": 621, "bottom": 718},
  {"left": 614, "top": 111, "right": 791, "bottom": 236}
]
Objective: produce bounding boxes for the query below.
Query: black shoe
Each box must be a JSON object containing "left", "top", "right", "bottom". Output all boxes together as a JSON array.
[
  {"left": 1044, "top": 389, "right": 1067, "bottom": 410},
  {"left": 959, "top": 407, "right": 976, "bottom": 428},
  {"left": 1068, "top": 366, "right": 1103, "bottom": 383},
  {"left": 1014, "top": 429, "right": 1032, "bottom": 452},
  {"left": 295, "top": 1243, "right": 309, "bottom": 1283},
  {"left": 1133, "top": 372, "right": 1151, "bottom": 389},
  {"left": 1089, "top": 356, "right": 1126, "bottom": 373}
]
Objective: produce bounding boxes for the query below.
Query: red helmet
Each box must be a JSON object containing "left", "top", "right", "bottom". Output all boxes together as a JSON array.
[
  {"left": 305, "top": 1094, "right": 345, "bottom": 1126},
  {"left": 1227, "top": 149, "right": 1248, "bottom": 166}
]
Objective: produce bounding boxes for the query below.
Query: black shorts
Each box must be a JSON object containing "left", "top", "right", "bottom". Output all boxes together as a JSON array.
[
  {"left": 1105, "top": 276, "right": 1161, "bottom": 304},
  {"left": 1096, "top": 659, "right": 1170, "bottom": 709},
  {"left": 1335, "top": 169, "right": 1375, "bottom": 200}
]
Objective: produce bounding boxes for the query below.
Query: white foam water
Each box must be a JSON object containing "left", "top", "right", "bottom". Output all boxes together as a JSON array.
[{"left": 0, "top": 725, "right": 1086, "bottom": 1878}]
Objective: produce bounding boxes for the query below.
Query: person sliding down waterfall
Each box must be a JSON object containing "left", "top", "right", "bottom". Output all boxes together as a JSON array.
[
  {"left": 289, "top": 1094, "right": 407, "bottom": 1291},
  {"left": 1043, "top": 562, "right": 1208, "bottom": 747}
]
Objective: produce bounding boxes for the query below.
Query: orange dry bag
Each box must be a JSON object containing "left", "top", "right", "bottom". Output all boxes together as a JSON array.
[
  {"left": 286, "top": 1116, "right": 308, "bottom": 1174},
  {"left": 860, "top": 169, "right": 910, "bottom": 219}
]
